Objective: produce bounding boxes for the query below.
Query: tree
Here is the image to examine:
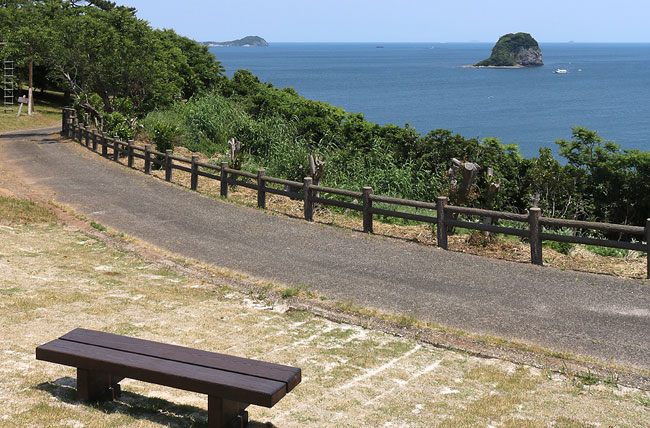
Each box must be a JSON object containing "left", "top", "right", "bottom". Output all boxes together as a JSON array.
[
  {"left": 523, "top": 147, "right": 580, "bottom": 218},
  {"left": 0, "top": 0, "right": 224, "bottom": 118},
  {"left": 556, "top": 127, "right": 621, "bottom": 222},
  {"left": 154, "top": 29, "right": 224, "bottom": 100}
]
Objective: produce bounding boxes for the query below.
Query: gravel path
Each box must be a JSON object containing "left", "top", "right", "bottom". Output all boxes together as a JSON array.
[{"left": 2, "top": 127, "right": 649, "bottom": 371}]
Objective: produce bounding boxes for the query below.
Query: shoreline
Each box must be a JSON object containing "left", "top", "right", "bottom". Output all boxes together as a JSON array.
[{"left": 462, "top": 64, "right": 526, "bottom": 69}]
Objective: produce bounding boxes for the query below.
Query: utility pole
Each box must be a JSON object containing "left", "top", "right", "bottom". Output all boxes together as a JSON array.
[{"left": 27, "top": 53, "right": 33, "bottom": 115}]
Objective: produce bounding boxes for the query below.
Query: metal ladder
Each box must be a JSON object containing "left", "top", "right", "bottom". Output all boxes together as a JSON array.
[{"left": 4, "top": 60, "right": 14, "bottom": 112}]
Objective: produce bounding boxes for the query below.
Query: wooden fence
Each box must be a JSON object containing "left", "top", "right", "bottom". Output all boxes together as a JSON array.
[{"left": 62, "top": 108, "right": 650, "bottom": 278}]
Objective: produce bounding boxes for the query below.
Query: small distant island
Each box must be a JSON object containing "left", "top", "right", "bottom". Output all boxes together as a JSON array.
[
  {"left": 200, "top": 36, "right": 269, "bottom": 47},
  {"left": 467, "top": 32, "right": 543, "bottom": 68}
]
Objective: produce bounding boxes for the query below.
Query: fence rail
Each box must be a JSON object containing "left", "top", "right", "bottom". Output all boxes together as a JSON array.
[{"left": 62, "top": 108, "right": 650, "bottom": 278}]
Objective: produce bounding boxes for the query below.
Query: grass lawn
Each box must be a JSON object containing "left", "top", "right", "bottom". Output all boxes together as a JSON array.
[
  {"left": 0, "top": 90, "right": 64, "bottom": 132},
  {"left": 0, "top": 196, "right": 649, "bottom": 427}
]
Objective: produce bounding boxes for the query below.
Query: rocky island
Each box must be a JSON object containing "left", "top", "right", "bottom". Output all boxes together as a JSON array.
[
  {"left": 469, "top": 32, "right": 543, "bottom": 68},
  {"left": 200, "top": 36, "right": 269, "bottom": 47}
]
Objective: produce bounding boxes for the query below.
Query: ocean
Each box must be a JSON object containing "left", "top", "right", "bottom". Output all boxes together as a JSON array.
[{"left": 209, "top": 43, "right": 650, "bottom": 157}]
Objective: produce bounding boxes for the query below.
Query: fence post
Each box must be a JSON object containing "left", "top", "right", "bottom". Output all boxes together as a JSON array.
[
  {"left": 84, "top": 126, "right": 90, "bottom": 147},
  {"left": 646, "top": 218, "right": 650, "bottom": 279},
  {"left": 113, "top": 139, "right": 120, "bottom": 162},
  {"left": 165, "top": 150, "right": 173, "bottom": 182},
  {"left": 257, "top": 169, "right": 266, "bottom": 209},
  {"left": 436, "top": 196, "right": 448, "bottom": 250},
  {"left": 303, "top": 177, "right": 313, "bottom": 221},
  {"left": 220, "top": 162, "right": 228, "bottom": 197},
  {"left": 191, "top": 155, "right": 199, "bottom": 191},
  {"left": 362, "top": 187, "right": 373, "bottom": 233},
  {"left": 529, "top": 207, "right": 543, "bottom": 266},
  {"left": 61, "top": 109, "right": 67, "bottom": 134},
  {"left": 127, "top": 140, "right": 134, "bottom": 168},
  {"left": 91, "top": 130, "right": 98, "bottom": 151},
  {"left": 144, "top": 145, "right": 151, "bottom": 174},
  {"left": 68, "top": 114, "right": 74, "bottom": 139},
  {"left": 66, "top": 112, "right": 73, "bottom": 138},
  {"left": 77, "top": 124, "right": 83, "bottom": 144},
  {"left": 69, "top": 115, "right": 74, "bottom": 138},
  {"left": 101, "top": 132, "right": 108, "bottom": 157}
]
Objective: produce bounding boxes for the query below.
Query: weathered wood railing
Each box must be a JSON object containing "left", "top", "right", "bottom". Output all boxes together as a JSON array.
[{"left": 62, "top": 108, "right": 650, "bottom": 278}]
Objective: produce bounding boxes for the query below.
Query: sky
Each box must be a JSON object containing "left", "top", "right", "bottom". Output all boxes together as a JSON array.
[{"left": 113, "top": 0, "right": 650, "bottom": 43}]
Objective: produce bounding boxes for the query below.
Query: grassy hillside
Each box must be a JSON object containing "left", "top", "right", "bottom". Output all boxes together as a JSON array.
[{"left": 0, "top": 90, "right": 64, "bottom": 131}]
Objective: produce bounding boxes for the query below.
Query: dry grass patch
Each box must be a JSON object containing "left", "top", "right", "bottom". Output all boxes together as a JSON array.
[
  {"left": 0, "top": 200, "right": 649, "bottom": 427},
  {"left": 0, "top": 196, "right": 59, "bottom": 225}
]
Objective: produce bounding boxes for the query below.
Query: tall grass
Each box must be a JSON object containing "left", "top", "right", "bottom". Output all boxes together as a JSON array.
[{"left": 142, "top": 92, "right": 440, "bottom": 199}]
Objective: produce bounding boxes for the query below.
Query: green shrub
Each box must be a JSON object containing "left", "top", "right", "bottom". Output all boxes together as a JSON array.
[
  {"left": 542, "top": 228, "right": 575, "bottom": 255},
  {"left": 543, "top": 240, "right": 574, "bottom": 255},
  {"left": 103, "top": 112, "right": 135, "bottom": 141},
  {"left": 264, "top": 136, "right": 311, "bottom": 182},
  {"left": 150, "top": 121, "right": 181, "bottom": 153},
  {"left": 181, "top": 93, "right": 247, "bottom": 154},
  {"left": 584, "top": 245, "right": 628, "bottom": 258}
]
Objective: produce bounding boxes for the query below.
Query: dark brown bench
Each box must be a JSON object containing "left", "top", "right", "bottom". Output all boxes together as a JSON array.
[{"left": 36, "top": 328, "right": 301, "bottom": 428}]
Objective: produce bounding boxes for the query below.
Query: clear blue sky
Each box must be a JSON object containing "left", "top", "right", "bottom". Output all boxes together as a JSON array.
[{"left": 114, "top": 0, "right": 650, "bottom": 43}]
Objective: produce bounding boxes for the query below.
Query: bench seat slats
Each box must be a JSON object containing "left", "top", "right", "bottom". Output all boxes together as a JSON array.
[
  {"left": 60, "top": 329, "right": 301, "bottom": 392},
  {"left": 36, "top": 339, "right": 286, "bottom": 407}
]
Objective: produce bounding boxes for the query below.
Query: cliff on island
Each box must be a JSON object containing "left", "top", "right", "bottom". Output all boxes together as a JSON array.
[
  {"left": 473, "top": 33, "right": 543, "bottom": 68},
  {"left": 201, "top": 36, "right": 269, "bottom": 47}
]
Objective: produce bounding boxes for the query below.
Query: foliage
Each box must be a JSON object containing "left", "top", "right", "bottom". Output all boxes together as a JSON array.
[
  {"left": 155, "top": 29, "right": 225, "bottom": 100},
  {"left": 220, "top": 69, "right": 346, "bottom": 145},
  {"left": 523, "top": 147, "right": 578, "bottom": 218},
  {"left": 584, "top": 245, "right": 628, "bottom": 258},
  {"left": 542, "top": 228, "right": 575, "bottom": 255},
  {"left": 556, "top": 127, "right": 650, "bottom": 227},
  {"left": 90, "top": 221, "right": 107, "bottom": 232},
  {"left": 0, "top": 1, "right": 224, "bottom": 117},
  {"left": 102, "top": 111, "right": 135, "bottom": 140},
  {"left": 149, "top": 120, "right": 181, "bottom": 154},
  {"left": 177, "top": 92, "right": 251, "bottom": 155}
]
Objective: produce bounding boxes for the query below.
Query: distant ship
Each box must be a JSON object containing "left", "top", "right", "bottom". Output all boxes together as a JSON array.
[
  {"left": 554, "top": 69, "right": 568, "bottom": 74},
  {"left": 376, "top": 46, "right": 385, "bottom": 48}
]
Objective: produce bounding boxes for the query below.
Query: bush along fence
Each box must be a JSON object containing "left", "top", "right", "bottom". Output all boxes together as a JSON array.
[{"left": 62, "top": 108, "right": 650, "bottom": 278}]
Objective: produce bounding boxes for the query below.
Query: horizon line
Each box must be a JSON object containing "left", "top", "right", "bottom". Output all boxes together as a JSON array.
[{"left": 204, "top": 40, "right": 650, "bottom": 44}]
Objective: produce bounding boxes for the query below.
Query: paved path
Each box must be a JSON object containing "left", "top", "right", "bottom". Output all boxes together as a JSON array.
[{"left": 2, "top": 127, "right": 649, "bottom": 370}]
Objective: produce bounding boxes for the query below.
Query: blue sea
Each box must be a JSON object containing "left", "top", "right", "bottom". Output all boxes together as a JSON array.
[{"left": 210, "top": 43, "right": 650, "bottom": 157}]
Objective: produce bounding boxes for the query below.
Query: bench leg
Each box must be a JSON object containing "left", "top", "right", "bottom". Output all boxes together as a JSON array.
[
  {"left": 77, "top": 368, "right": 121, "bottom": 402},
  {"left": 208, "top": 396, "right": 248, "bottom": 428}
]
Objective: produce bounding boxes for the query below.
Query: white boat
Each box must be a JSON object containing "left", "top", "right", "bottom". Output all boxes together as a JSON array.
[{"left": 554, "top": 69, "right": 568, "bottom": 74}]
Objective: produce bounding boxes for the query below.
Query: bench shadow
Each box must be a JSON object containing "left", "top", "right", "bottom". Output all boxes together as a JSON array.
[{"left": 36, "top": 377, "right": 277, "bottom": 428}]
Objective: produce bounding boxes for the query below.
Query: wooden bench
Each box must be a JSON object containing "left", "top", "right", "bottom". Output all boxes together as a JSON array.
[{"left": 36, "top": 328, "right": 301, "bottom": 428}]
